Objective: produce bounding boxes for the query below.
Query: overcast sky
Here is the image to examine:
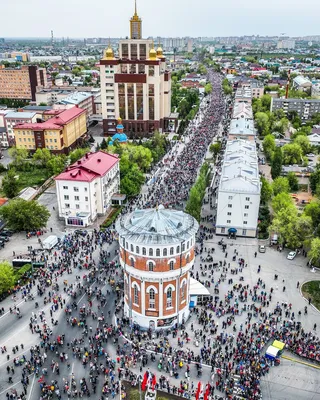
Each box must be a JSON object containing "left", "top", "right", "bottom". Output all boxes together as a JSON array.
[{"left": 2, "top": 0, "right": 319, "bottom": 38}]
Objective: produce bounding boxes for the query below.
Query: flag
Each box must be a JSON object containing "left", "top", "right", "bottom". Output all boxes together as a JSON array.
[
  {"left": 141, "top": 371, "right": 148, "bottom": 391},
  {"left": 151, "top": 374, "right": 157, "bottom": 390},
  {"left": 38, "top": 376, "right": 45, "bottom": 384},
  {"left": 204, "top": 383, "right": 211, "bottom": 400},
  {"left": 195, "top": 381, "right": 203, "bottom": 400}
]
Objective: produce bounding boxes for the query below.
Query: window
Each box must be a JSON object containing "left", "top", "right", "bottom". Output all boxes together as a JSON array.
[
  {"left": 245, "top": 205, "right": 249, "bottom": 209},
  {"left": 163, "top": 248, "right": 167, "bottom": 256},
  {"left": 227, "top": 212, "right": 231, "bottom": 216},
  {"left": 149, "top": 248, "right": 153, "bottom": 256},
  {"left": 187, "top": 241, "right": 189, "bottom": 248},
  {"left": 169, "top": 261, "right": 174, "bottom": 271},
  {"left": 64, "top": 195, "right": 69, "bottom": 200},
  {"left": 74, "top": 187, "right": 79, "bottom": 192},
  {"left": 176, "top": 246, "right": 180, "bottom": 253},
  {"left": 84, "top": 188, "right": 88, "bottom": 192},
  {"left": 244, "top": 213, "right": 248, "bottom": 217},
  {"left": 74, "top": 196, "right": 79, "bottom": 201},
  {"left": 181, "top": 282, "right": 186, "bottom": 300},
  {"left": 242, "top": 229, "right": 247, "bottom": 236},
  {"left": 136, "top": 246, "right": 140, "bottom": 254},
  {"left": 130, "top": 244, "right": 134, "bottom": 252},
  {"left": 166, "top": 288, "right": 172, "bottom": 308},
  {"left": 227, "top": 220, "right": 231, "bottom": 223},
  {"left": 156, "top": 248, "right": 160, "bottom": 257},
  {"left": 148, "top": 262, "right": 154, "bottom": 272},
  {"left": 149, "top": 289, "right": 155, "bottom": 309},
  {"left": 182, "top": 243, "right": 185, "bottom": 252},
  {"left": 76, "top": 204, "right": 80, "bottom": 209},
  {"left": 85, "top": 197, "right": 88, "bottom": 201},
  {"left": 65, "top": 203, "right": 70, "bottom": 208},
  {"left": 142, "top": 247, "right": 146, "bottom": 255},
  {"left": 170, "top": 247, "right": 174, "bottom": 255},
  {"left": 228, "top": 196, "right": 233, "bottom": 200},
  {"left": 245, "top": 197, "right": 250, "bottom": 201},
  {"left": 243, "top": 221, "right": 248, "bottom": 225},
  {"left": 130, "top": 258, "right": 135, "bottom": 267},
  {"left": 186, "top": 254, "right": 190, "bottom": 264},
  {"left": 228, "top": 204, "right": 232, "bottom": 208},
  {"left": 134, "top": 285, "right": 139, "bottom": 305}
]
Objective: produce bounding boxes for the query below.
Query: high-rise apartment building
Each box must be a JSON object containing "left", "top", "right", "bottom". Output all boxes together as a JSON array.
[
  {"left": 99, "top": 2, "right": 172, "bottom": 135},
  {"left": 0, "top": 65, "right": 47, "bottom": 101}
]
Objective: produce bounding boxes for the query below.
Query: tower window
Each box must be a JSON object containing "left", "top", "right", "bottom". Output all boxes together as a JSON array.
[
  {"left": 149, "top": 289, "right": 155, "bottom": 309},
  {"left": 149, "top": 248, "right": 153, "bottom": 256},
  {"left": 170, "top": 247, "right": 174, "bottom": 255},
  {"left": 163, "top": 248, "right": 167, "bottom": 256},
  {"left": 156, "top": 248, "right": 160, "bottom": 257},
  {"left": 148, "top": 262, "right": 154, "bottom": 272},
  {"left": 134, "top": 285, "right": 139, "bottom": 305},
  {"left": 169, "top": 261, "right": 174, "bottom": 271},
  {"left": 142, "top": 247, "right": 146, "bottom": 255},
  {"left": 166, "top": 288, "right": 172, "bottom": 308}
]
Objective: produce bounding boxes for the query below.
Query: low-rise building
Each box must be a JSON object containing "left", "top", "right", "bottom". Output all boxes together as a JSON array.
[
  {"left": 56, "top": 92, "right": 94, "bottom": 121},
  {"left": 293, "top": 76, "right": 312, "bottom": 92},
  {"left": 55, "top": 150, "right": 120, "bottom": 226},
  {"left": 215, "top": 139, "right": 261, "bottom": 238},
  {"left": 271, "top": 98, "right": 320, "bottom": 120},
  {"left": 13, "top": 106, "right": 87, "bottom": 154},
  {"left": 250, "top": 81, "right": 264, "bottom": 98},
  {"left": 311, "top": 83, "right": 320, "bottom": 98},
  {"left": 234, "top": 87, "right": 252, "bottom": 104},
  {"left": 232, "top": 102, "right": 253, "bottom": 120},
  {"left": 4, "top": 111, "right": 37, "bottom": 146},
  {"left": 228, "top": 118, "right": 256, "bottom": 141}
]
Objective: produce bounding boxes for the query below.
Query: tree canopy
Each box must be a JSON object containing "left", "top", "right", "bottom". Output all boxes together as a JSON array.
[
  {"left": 0, "top": 199, "right": 50, "bottom": 231},
  {"left": 0, "top": 262, "right": 15, "bottom": 295}
]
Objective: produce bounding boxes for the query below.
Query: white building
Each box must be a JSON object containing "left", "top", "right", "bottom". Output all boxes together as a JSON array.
[
  {"left": 293, "top": 76, "right": 312, "bottom": 92},
  {"left": 311, "top": 83, "right": 320, "bottom": 98},
  {"left": 55, "top": 151, "right": 120, "bottom": 226},
  {"left": 232, "top": 102, "right": 253, "bottom": 120},
  {"left": 228, "top": 118, "right": 256, "bottom": 141},
  {"left": 215, "top": 140, "right": 261, "bottom": 238},
  {"left": 277, "top": 39, "right": 295, "bottom": 49}
]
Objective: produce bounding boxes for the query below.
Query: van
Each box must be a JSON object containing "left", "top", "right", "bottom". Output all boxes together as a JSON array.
[{"left": 270, "top": 234, "right": 278, "bottom": 245}]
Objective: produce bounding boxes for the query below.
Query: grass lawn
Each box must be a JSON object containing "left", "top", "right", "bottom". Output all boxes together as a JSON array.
[
  {"left": 301, "top": 281, "right": 320, "bottom": 310},
  {"left": 16, "top": 169, "right": 51, "bottom": 191}
]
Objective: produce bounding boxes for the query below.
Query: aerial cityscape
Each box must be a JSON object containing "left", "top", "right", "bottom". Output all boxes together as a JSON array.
[{"left": 0, "top": 1, "right": 320, "bottom": 399}]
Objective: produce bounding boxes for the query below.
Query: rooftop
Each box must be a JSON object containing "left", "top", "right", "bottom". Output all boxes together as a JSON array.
[
  {"left": 229, "top": 118, "right": 255, "bottom": 136},
  {"left": 55, "top": 151, "right": 119, "bottom": 183},
  {"left": 22, "top": 105, "right": 53, "bottom": 112},
  {"left": 14, "top": 107, "right": 85, "bottom": 131},
  {"left": 232, "top": 103, "right": 253, "bottom": 119},
  {"left": 5, "top": 111, "right": 36, "bottom": 119},
  {"left": 293, "top": 75, "right": 312, "bottom": 86},
  {"left": 115, "top": 205, "right": 199, "bottom": 245},
  {"left": 58, "top": 92, "right": 93, "bottom": 106}
]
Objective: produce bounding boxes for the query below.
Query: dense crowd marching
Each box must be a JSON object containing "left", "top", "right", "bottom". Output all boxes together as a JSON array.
[{"left": 1, "top": 70, "right": 319, "bottom": 400}]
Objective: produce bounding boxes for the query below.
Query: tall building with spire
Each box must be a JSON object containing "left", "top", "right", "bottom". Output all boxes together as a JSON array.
[{"left": 99, "top": 1, "right": 172, "bottom": 136}]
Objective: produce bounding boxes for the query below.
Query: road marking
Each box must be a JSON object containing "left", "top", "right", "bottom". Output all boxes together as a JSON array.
[
  {"left": 0, "top": 373, "right": 34, "bottom": 395},
  {"left": 69, "top": 362, "right": 74, "bottom": 387},
  {"left": 27, "top": 373, "right": 36, "bottom": 400},
  {"left": 282, "top": 355, "right": 320, "bottom": 369}
]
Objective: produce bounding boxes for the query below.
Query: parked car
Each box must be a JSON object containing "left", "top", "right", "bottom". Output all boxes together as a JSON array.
[
  {"left": 0, "top": 240, "right": 5, "bottom": 248},
  {"left": 287, "top": 251, "right": 297, "bottom": 260},
  {"left": 259, "top": 245, "right": 266, "bottom": 253},
  {"left": 0, "top": 236, "right": 9, "bottom": 242}
]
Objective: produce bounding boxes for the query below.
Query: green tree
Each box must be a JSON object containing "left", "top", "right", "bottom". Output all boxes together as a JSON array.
[
  {"left": 304, "top": 200, "right": 320, "bottom": 230},
  {"left": 8, "top": 148, "right": 29, "bottom": 169},
  {"left": 271, "top": 192, "right": 294, "bottom": 214},
  {"left": 282, "top": 143, "right": 303, "bottom": 165},
  {"left": 287, "top": 172, "right": 299, "bottom": 192},
  {"left": 271, "top": 147, "right": 283, "bottom": 179},
  {"left": 1, "top": 168, "right": 19, "bottom": 198},
  {"left": 308, "top": 237, "right": 320, "bottom": 265},
  {"left": 204, "top": 83, "right": 212, "bottom": 95},
  {"left": 260, "top": 177, "right": 273, "bottom": 204},
  {"left": 47, "top": 156, "right": 66, "bottom": 175},
  {"left": 0, "top": 262, "right": 15, "bottom": 295},
  {"left": 69, "top": 148, "right": 90, "bottom": 164},
  {"left": 100, "top": 138, "right": 108, "bottom": 150},
  {"left": 263, "top": 134, "right": 276, "bottom": 161},
  {"left": 310, "top": 164, "right": 320, "bottom": 194},
  {"left": 293, "top": 135, "right": 310, "bottom": 155},
  {"left": 209, "top": 142, "right": 221, "bottom": 161},
  {"left": 0, "top": 198, "right": 50, "bottom": 231},
  {"left": 272, "top": 177, "right": 290, "bottom": 196},
  {"left": 255, "top": 112, "right": 270, "bottom": 135},
  {"left": 33, "top": 148, "right": 52, "bottom": 167}
]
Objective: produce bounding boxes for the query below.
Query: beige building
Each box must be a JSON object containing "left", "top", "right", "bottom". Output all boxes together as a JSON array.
[
  {"left": 99, "top": 3, "right": 172, "bottom": 135},
  {"left": 13, "top": 107, "right": 86, "bottom": 154},
  {"left": 0, "top": 65, "right": 47, "bottom": 101}
]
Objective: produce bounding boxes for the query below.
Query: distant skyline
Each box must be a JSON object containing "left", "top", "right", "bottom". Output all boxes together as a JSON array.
[{"left": 1, "top": 0, "right": 320, "bottom": 38}]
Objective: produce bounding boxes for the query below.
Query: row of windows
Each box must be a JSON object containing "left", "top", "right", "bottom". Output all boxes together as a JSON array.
[
  {"left": 124, "top": 241, "right": 193, "bottom": 256},
  {"left": 227, "top": 212, "right": 248, "bottom": 217},
  {"left": 130, "top": 258, "right": 180, "bottom": 271},
  {"left": 63, "top": 186, "right": 88, "bottom": 192},
  {"left": 228, "top": 196, "right": 251, "bottom": 201},
  {"left": 226, "top": 220, "right": 248, "bottom": 225},
  {"left": 221, "top": 227, "right": 248, "bottom": 235},
  {"left": 228, "top": 204, "right": 249, "bottom": 210},
  {"left": 132, "top": 285, "right": 186, "bottom": 309},
  {"left": 64, "top": 195, "right": 89, "bottom": 201}
]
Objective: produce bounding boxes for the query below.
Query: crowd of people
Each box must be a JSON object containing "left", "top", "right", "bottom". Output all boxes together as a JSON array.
[{"left": 1, "top": 69, "right": 320, "bottom": 400}]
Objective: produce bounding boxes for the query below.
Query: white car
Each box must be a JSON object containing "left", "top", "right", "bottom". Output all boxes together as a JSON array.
[{"left": 287, "top": 251, "right": 297, "bottom": 260}]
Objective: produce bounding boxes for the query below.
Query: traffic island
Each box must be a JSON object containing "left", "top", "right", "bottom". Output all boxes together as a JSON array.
[{"left": 301, "top": 281, "right": 320, "bottom": 311}]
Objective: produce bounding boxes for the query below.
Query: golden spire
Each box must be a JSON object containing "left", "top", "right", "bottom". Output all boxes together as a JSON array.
[
  {"left": 149, "top": 41, "right": 157, "bottom": 60},
  {"left": 103, "top": 38, "right": 114, "bottom": 60},
  {"left": 130, "top": 0, "right": 142, "bottom": 39},
  {"left": 156, "top": 39, "right": 163, "bottom": 58}
]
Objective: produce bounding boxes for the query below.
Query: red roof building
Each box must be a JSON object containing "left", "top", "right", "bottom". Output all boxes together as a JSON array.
[{"left": 55, "top": 151, "right": 120, "bottom": 227}]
